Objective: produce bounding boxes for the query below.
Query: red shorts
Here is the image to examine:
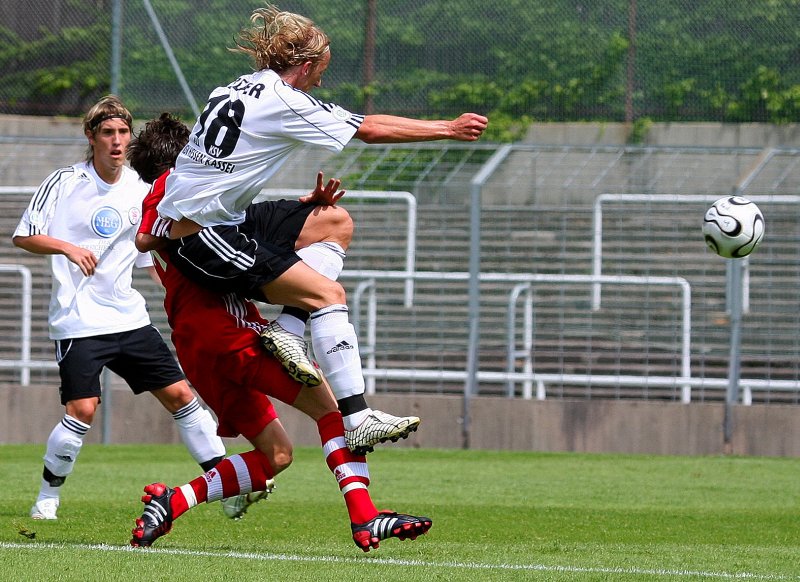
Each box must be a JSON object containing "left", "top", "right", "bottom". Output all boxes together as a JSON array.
[{"left": 171, "top": 298, "right": 303, "bottom": 440}]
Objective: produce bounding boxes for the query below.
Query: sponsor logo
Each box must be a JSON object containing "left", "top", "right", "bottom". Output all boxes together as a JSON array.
[
  {"left": 326, "top": 340, "right": 354, "bottom": 354},
  {"left": 128, "top": 206, "right": 141, "bottom": 225},
  {"left": 333, "top": 467, "right": 346, "bottom": 483},
  {"left": 181, "top": 144, "right": 236, "bottom": 174},
  {"left": 91, "top": 206, "right": 122, "bottom": 238},
  {"left": 55, "top": 454, "right": 73, "bottom": 462}
]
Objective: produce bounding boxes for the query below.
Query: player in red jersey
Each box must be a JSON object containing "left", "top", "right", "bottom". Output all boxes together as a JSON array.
[
  {"left": 127, "top": 113, "right": 431, "bottom": 551},
  {"left": 156, "top": 5, "right": 486, "bottom": 453}
]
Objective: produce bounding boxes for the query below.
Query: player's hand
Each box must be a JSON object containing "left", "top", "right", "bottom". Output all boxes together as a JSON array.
[
  {"left": 299, "top": 171, "right": 346, "bottom": 206},
  {"left": 65, "top": 244, "right": 98, "bottom": 276},
  {"left": 450, "top": 113, "right": 489, "bottom": 141}
]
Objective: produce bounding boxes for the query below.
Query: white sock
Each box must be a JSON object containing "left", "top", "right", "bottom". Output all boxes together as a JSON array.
[
  {"left": 38, "top": 479, "right": 61, "bottom": 500},
  {"left": 297, "top": 242, "right": 346, "bottom": 281},
  {"left": 275, "top": 243, "right": 347, "bottom": 337},
  {"left": 310, "top": 304, "right": 365, "bottom": 401},
  {"left": 40, "top": 414, "right": 90, "bottom": 500},
  {"left": 342, "top": 409, "right": 371, "bottom": 431},
  {"left": 274, "top": 314, "right": 306, "bottom": 337},
  {"left": 172, "top": 398, "right": 226, "bottom": 465}
]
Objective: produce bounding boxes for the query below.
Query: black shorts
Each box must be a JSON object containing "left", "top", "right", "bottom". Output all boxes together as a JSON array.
[
  {"left": 167, "top": 199, "right": 316, "bottom": 301},
  {"left": 55, "top": 325, "right": 185, "bottom": 405}
]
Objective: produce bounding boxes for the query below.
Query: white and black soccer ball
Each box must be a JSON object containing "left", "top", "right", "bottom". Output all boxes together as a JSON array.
[{"left": 702, "top": 196, "right": 765, "bottom": 259}]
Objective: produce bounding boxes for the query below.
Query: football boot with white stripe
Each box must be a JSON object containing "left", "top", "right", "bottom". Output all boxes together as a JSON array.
[
  {"left": 130, "top": 482, "right": 175, "bottom": 547},
  {"left": 345, "top": 410, "right": 421, "bottom": 454},
  {"left": 351, "top": 510, "right": 432, "bottom": 551},
  {"left": 30, "top": 498, "right": 59, "bottom": 520},
  {"left": 260, "top": 321, "right": 322, "bottom": 386},
  {"left": 221, "top": 479, "right": 276, "bottom": 520}
]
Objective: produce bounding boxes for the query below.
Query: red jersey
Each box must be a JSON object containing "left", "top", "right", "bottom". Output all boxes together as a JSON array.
[
  {"left": 139, "top": 172, "right": 300, "bottom": 438},
  {"left": 140, "top": 172, "right": 267, "bottom": 348}
]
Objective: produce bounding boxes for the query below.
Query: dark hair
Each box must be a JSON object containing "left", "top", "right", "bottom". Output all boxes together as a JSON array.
[{"left": 127, "top": 112, "right": 190, "bottom": 184}]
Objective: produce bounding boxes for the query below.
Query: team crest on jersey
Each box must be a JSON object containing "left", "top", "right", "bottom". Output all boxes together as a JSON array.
[
  {"left": 331, "top": 106, "right": 351, "bottom": 122},
  {"left": 28, "top": 210, "right": 43, "bottom": 228},
  {"left": 91, "top": 206, "right": 122, "bottom": 238},
  {"left": 128, "top": 206, "right": 141, "bottom": 225}
]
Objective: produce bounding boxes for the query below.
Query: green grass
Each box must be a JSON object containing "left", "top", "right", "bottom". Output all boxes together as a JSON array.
[{"left": 1, "top": 444, "right": 798, "bottom": 581}]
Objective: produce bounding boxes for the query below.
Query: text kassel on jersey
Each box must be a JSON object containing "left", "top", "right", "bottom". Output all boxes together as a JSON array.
[{"left": 181, "top": 143, "right": 236, "bottom": 174}]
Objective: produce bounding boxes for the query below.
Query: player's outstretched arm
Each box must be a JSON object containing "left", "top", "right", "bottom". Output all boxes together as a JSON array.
[{"left": 355, "top": 112, "right": 488, "bottom": 144}]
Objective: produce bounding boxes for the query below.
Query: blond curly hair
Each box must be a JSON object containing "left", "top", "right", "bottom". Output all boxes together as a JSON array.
[{"left": 231, "top": 4, "right": 330, "bottom": 73}]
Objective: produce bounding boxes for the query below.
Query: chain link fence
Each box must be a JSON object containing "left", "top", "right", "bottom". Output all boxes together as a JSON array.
[
  {"left": 2, "top": 139, "right": 800, "bottom": 405},
  {"left": 1, "top": 0, "right": 798, "bottom": 124},
  {"left": 2, "top": 1, "right": 800, "bottom": 404}
]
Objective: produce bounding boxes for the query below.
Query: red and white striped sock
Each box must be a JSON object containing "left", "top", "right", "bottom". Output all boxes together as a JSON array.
[
  {"left": 317, "top": 411, "right": 378, "bottom": 524},
  {"left": 170, "top": 450, "right": 275, "bottom": 519}
]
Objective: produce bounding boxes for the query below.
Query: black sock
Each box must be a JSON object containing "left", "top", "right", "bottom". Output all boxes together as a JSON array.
[
  {"left": 199, "top": 455, "right": 225, "bottom": 472},
  {"left": 337, "top": 393, "right": 369, "bottom": 416},
  {"left": 43, "top": 467, "right": 66, "bottom": 487}
]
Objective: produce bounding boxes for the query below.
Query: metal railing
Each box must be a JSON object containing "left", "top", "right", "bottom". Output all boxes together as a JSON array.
[
  {"left": 343, "top": 269, "right": 800, "bottom": 405},
  {"left": 256, "top": 188, "right": 417, "bottom": 307},
  {"left": 505, "top": 275, "right": 692, "bottom": 402},
  {"left": 0, "top": 264, "right": 55, "bottom": 384},
  {"left": 591, "top": 193, "right": 800, "bottom": 311}
]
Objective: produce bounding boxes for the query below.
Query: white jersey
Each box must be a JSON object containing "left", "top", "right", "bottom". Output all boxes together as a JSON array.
[
  {"left": 158, "top": 69, "right": 364, "bottom": 227},
  {"left": 14, "top": 163, "right": 153, "bottom": 340}
]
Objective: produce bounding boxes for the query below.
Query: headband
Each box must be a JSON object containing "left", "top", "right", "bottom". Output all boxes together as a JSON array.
[{"left": 89, "top": 113, "right": 129, "bottom": 131}]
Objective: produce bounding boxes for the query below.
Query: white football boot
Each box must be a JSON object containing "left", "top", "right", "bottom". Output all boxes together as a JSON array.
[
  {"left": 260, "top": 322, "right": 321, "bottom": 386},
  {"left": 221, "top": 479, "right": 276, "bottom": 520},
  {"left": 345, "top": 410, "right": 421, "bottom": 455},
  {"left": 30, "top": 498, "right": 59, "bottom": 520}
]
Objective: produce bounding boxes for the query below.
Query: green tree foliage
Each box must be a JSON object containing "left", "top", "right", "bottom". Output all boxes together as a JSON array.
[
  {"left": 0, "top": 0, "right": 798, "bottom": 128},
  {"left": 0, "top": 20, "right": 109, "bottom": 114}
]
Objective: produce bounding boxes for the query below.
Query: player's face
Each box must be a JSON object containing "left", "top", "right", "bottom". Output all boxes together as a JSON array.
[
  {"left": 88, "top": 118, "right": 131, "bottom": 170},
  {"left": 298, "top": 50, "right": 331, "bottom": 93}
]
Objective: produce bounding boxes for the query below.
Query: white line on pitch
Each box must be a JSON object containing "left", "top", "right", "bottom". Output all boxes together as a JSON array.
[{"left": 0, "top": 541, "right": 796, "bottom": 580}]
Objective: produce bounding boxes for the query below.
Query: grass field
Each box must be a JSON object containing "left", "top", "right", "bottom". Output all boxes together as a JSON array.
[{"left": 1, "top": 444, "right": 798, "bottom": 581}]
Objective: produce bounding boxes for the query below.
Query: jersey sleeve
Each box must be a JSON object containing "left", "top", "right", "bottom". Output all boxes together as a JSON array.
[
  {"left": 138, "top": 172, "right": 173, "bottom": 238},
  {"left": 274, "top": 84, "right": 363, "bottom": 151},
  {"left": 134, "top": 251, "right": 154, "bottom": 269},
  {"left": 13, "top": 167, "right": 75, "bottom": 238}
]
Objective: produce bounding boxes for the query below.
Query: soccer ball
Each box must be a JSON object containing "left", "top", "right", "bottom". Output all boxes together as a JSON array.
[{"left": 702, "top": 196, "right": 765, "bottom": 259}]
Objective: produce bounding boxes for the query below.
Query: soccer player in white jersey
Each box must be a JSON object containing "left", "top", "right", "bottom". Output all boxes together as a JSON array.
[
  {"left": 12, "top": 95, "right": 228, "bottom": 521},
  {"left": 125, "top": 113, "right": 432, "bottom": 549},
  {"left": 154, "top": 5, "right": 488, "bottom": 453}
]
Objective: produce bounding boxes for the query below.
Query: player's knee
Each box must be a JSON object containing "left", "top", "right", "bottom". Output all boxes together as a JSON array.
[
  {"left": 65, "top": 398, "right": 98, "bottom": 424},
  {"left": 154, "top": 381, "right": 195, "bottom": 412},
  {"left": 332, "top": 208, "right": 354, "bottom": 249},
  {"left": 300, "top": 206, "right": 353, "bottom": 250},
  {"left": 271, "top": 447, "right": 294, "bottom": 474},
  {"left": 317, "top": 279, "right": 347, "bottom": 306}
]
